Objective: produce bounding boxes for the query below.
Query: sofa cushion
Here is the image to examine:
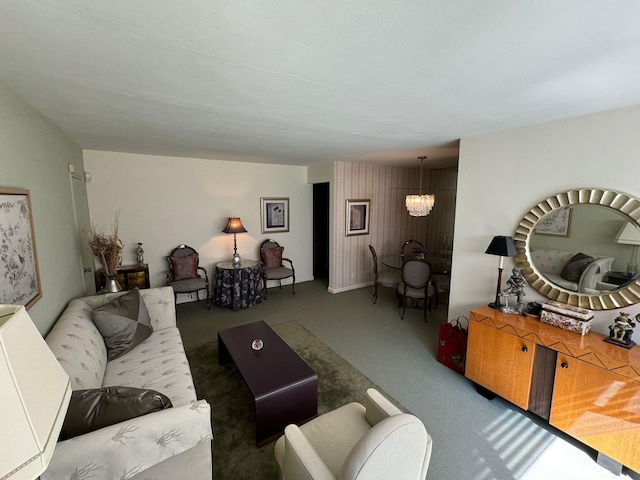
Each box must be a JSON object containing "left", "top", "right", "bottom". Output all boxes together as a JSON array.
[
  {"left": 168, "top": 253, "right": 200, "bottom": 280},
  {"left": 261, "top": 247, "right": 284, "bottom": 269},
  {"left": 60, "top": 386, "right": 172, "bottom": 440},
  {"left": 560, "top": 253, "right": 594, "bottom": 282},
  {"left": 92, "top": 288, "right": 152, "bottom": 361},
  {"left": 103, "top": 326, "right": 197, "bottom": 407},
  {"left": 45, "top": 301, "right": 107, "bottom": 390}
]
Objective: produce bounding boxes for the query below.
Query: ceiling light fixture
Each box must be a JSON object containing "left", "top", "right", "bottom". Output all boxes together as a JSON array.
[{"left": 406, "top": 156, "right": 435, "bottom": 216}]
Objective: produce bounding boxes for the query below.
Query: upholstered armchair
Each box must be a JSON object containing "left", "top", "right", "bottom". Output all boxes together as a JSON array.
[
  {"left": 260, "top": 239, "right": 295, "bottom": 300},
  {"left": 274, "top": 388, "right": 432, "bottom": 480},
  {"left": 166, "top": 244, "right": 210, "bottom": 308}
]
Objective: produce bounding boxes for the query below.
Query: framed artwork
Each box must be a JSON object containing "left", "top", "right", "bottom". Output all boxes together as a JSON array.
[
  {"left": 535, "top": 208, "right": 572, "bottom": 237},
  {"left": 0, "top": 188, "right": 42, "bottom": 309},
  {"left": 346, "top": 199, "right": 370, "bottom": 236},
  {"left": 260, "top": 197, "right": 289, "bottom": 233}
]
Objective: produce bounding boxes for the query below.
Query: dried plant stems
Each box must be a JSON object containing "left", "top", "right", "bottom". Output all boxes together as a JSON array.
[{"left": 87, "top": 211, "right": 123, "bottom": 276}]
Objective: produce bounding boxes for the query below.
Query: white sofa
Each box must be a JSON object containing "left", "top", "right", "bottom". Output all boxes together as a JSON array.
[
  {"left": 529, "top": 248, "right": 614, "bottom": 292},
  {"left": 43, "top": 286, "right": 213, "bottom": 480}
]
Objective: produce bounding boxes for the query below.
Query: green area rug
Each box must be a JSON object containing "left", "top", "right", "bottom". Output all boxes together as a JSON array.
[{"left": 186, "top": 320, "right": 405, "bottom": 480}]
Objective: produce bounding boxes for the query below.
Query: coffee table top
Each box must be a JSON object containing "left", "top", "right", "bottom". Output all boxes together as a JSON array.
[{"left": 217, "top": 321, "right": 317, "bottom": 401}]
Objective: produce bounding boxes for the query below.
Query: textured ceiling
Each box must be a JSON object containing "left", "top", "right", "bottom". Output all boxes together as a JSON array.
[{"left": 1, "top": 1, "right": 640, "bottom": 168}]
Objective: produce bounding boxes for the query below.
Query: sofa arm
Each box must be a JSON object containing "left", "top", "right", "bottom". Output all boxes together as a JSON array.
[
  {"left": 42, "top": 400, "right": 212, "bottom": 480},
  {"left": 281, "top": 424, "right": 335, "bottom": 480},
  {"left": 364, "top": 388, "right": 403, "bottom": 426},
  {"left": 140, "top": 286, "right": 177, "bottom": 331}
]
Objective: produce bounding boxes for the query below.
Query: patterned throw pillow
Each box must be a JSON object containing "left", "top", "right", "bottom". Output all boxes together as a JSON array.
[
  {"left": 92, "top": 288, "right": 152, "bottom": 360},
  {"left": 262, "top": 247, "right": 284, "bottom": 269},
  {"left": 168, "top": 253, "right": 199, "bottom": 280}
]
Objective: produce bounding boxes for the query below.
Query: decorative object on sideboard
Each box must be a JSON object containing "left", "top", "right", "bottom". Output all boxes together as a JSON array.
[
  {"left": 251, "top": 338, "right": 264, "bottom": 351},
  {"left": 525, "top": 301, "right": 543, "bottom": 317},
  {"left": 87, "top": 211, "right": 124, "bottom": 293},
  {"left": 485, "top": 235, "right": 518, "bottom": 310},
  {"left": 0, "top": 304, "right": 72, "bottom": 479},
  {"left": 405, "top": 156, "right": 435, "bottom": 216},
  {"left": 136, "top": 242, "right": 144, "bottom": 266},
  {"left": 614, "top": 221, "right": 640, "bottom": 275},
  {"left": 540, "top": 300, "right": 594, "bottom": 335},
  {"left": 499, "top": 267, "right": 527, "bottom": 314},
  {"left": 604, "top": 312, "right": 639, "bottom": 349},
  {"left": 222, "top": 217, "right": 247, "bottom": 266}
]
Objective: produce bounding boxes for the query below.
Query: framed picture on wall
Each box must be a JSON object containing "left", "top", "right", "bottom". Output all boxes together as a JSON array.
[
  {"left": 534, "top": 207, "right": 572, "bottom": 237},
  {"left": 0, "top": 187, "right": 42, "bottom": 309},
  {"left": 346, "top": 199, "right": 370, "bottom": 236},
  {"left": 261, "top": 197, "right": 289, "bottom": 233}
]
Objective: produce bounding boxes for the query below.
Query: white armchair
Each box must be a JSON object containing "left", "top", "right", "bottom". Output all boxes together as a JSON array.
[{"left": 274, "top": 388, "right": 432, "bottom": 480}]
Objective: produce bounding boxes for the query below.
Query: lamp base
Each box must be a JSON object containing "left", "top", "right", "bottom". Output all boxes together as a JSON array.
[{"left": 488, "top": 302, "right": 503, "bottom": 310}]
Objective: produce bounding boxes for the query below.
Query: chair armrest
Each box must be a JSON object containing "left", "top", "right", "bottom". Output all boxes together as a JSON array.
[
  {"left": 197, "top": 266, "right": 209, "bottom": 281},
  {"left": 281, "top": 424, "right": 336, "bottom": 480},
  {"left": 282, "top": 257, "right": 295, "bottom": 272},
  {"left": 42, "top": 400, "right": 213, "bottom": 480},
  {"left": 365, "top": 388, "right": 403, "bottom": 426}
]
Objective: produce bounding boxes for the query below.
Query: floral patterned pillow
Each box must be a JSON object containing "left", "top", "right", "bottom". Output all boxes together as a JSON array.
[
  {"left": 261, "top": 247, "right": 284, "bottom": 269},
  {"left": 168, "top": 253, "right": 199, "bottom": 280}
]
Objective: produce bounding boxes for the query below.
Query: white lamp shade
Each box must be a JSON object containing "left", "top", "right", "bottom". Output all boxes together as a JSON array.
[
  {"left": 615, "top": 222, "right": 640, "bottom": 245},
  {"left": 0, "top": 305, "right": 71, "bottom": 479}
]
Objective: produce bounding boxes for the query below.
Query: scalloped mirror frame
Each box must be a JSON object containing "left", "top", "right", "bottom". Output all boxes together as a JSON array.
[{"left": 514, "top": 188, "right": 640, "bottom": 310}]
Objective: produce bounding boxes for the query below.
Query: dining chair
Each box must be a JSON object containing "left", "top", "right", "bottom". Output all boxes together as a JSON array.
[
  {"left": 401, "top": 239, "right": 425, "bottom": 257},
  {"left": 397, "top": 258, "right": 435, "bottom": 322},
  {"left": 368, "top": 245, "right": 401, "bottom": 304}
]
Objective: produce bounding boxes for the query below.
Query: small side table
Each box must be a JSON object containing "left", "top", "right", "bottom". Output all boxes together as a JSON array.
[
  {"left": 604, "top": 271, "right": 637, "bottom": 287},
  {"left": 213, "top": 260, "right": 264, "bottom": 310},
  {"left": 97, "top": 263, "right": 150, "bottom": 291}
]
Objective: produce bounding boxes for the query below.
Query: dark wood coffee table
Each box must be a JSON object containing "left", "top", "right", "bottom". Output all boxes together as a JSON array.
[{"left": 217, "top": 321, "right": 318, "bottom": 447}]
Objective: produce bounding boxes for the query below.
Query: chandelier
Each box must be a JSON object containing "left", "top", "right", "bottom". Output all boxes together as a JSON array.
[{"left": 406, "top": 156, "right": 435, "bottom": 216}]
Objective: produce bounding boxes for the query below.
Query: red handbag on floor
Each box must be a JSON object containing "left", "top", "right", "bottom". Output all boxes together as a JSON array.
[{"left": 437, "top": 316, "right": 468, "bottom": 375}]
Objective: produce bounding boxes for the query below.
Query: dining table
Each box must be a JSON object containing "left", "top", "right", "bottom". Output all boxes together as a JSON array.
[{"left": 382, "top": 254, "right": 451, "bottom": 274}]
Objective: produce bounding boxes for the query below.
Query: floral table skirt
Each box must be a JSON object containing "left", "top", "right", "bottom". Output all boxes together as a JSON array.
[{"left": 213, "top": 262, "right": 264, "bottom": 310}]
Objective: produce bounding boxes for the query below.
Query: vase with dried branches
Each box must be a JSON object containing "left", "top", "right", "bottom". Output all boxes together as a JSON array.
[{"left": 87, "top": 212, "right": 124, "bottom": 292}]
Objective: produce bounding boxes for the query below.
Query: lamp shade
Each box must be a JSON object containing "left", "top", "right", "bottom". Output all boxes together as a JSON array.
[
  {"left": 222, "top": 217, "right": 247, "bottom": 234},
  {"left": 615, "top": 222, "right": 640, "bottom": 245},
  {"left": 0, "top": 305, "right": 71, "bottom": 479},
  {"left": 485, "top": 236, "right": 518, "bottom": 257}
]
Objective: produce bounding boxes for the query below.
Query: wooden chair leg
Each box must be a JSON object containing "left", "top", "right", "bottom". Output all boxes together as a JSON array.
[{"left": 373, "top": 283, "right": 378, "bottom": 304}]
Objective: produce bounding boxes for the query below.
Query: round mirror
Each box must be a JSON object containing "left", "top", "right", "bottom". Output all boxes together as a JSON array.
[{"left": 514, "top": 188, "right": 640, "bottom": 310}]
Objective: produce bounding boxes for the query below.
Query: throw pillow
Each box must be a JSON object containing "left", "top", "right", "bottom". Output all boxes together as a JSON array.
[
  {"left": 560, "top": 253, "right": 595, "bottom": 283},
  {"left": 168, "top": 253, "right": 200, "bottom": 280},
  {"left": 262, "top": 247, "right": 284, "bottom": 269},
  {"left": 92, "top": 288, "right": 152, "bottom": 361},
  {"left": 60, "top": 386, "right": 172, "bottom": 440}
]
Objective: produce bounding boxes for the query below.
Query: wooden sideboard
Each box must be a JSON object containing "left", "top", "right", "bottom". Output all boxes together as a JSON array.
[{"left": 466, "top": 305, "right": 640, "bottom": 473}]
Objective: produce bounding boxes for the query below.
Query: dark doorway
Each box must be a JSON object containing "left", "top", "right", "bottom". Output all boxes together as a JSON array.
[{"left": 313, "top": 183, "right": 329, "bottom": 281}]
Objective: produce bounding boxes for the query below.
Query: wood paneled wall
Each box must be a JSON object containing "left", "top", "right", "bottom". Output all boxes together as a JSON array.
[
  {"left": 330, "top": 161, "right": 433, "bottom": 291},
  {"left": 425, "top": 168, "right": 458, "bottom": 259}
]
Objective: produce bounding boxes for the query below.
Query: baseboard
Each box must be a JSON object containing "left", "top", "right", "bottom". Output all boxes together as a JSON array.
[{"left": 328, "top": 282, "right": 373, "bottom": 294}]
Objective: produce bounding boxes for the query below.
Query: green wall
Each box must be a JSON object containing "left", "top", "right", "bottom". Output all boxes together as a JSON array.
[{"left": 0, "top": 85, "right": 88, "bottom": 334}]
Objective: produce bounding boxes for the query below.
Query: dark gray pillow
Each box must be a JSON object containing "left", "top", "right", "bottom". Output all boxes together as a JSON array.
[
  {"left": 92, "top": 288, "right": 152, "bottom": 360},
  {"left": 60, "top": 386, "right": 172, "bottom": 440},
  {"left": 560, "top": 253, "right": 595, "bottom": 283}
]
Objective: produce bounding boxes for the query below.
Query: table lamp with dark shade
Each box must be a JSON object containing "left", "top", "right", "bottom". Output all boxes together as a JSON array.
[
  {"left": 222, "top": 217, "right": 247, "bottom": 266},
  {"left": 485, "top": 235, "right": 518, "bottom": 309}
]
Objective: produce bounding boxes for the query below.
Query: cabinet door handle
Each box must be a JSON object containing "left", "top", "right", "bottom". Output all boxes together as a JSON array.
[
  {"left": 521, "top": 346, "right": 528, "bottom": 353},
  {"left": 561, "top": 362, "right": 569, "bottom": 369}
]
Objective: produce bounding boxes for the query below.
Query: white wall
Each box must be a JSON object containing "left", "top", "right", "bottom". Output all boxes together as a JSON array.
[
  {"left": 83, "top": 151, "right": 313, "bottom": 299},
  {"left": 451, "top": 105, "right": 640, "bottom": 339},
  {"left": 0, "top": 85, "right": 88, "bottom": 333}
]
